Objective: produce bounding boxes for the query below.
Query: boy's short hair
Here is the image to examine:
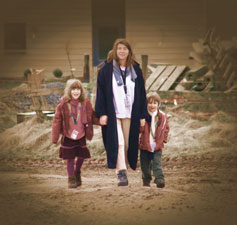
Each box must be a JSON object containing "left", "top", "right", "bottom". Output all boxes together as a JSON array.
[{"left": 146, "top": 92, "right": 161, "bottom": 105}]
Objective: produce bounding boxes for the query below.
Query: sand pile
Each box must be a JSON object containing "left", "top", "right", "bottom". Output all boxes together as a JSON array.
[
  {"left": 0, "top": 110, "right": 236, "bottom": 160},
  {"left": 0, "top": 116, "right": 54, "bottom": 159},
  {"left": 0, "top": 115, "right": 103, "bottom": 160},
  {"left": 0, "top": 101, "right": 16, "bottom": 132},
  {"left": 11, "top": 83, "right": 28, "bottom": 91},
  {"left": 165, "top": 110, "right": 237, "bottom": 157}
]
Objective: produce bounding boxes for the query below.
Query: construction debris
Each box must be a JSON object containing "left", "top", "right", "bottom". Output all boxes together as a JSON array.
[
  {"left": 186, "top": 27, "right": 237, "bottom": 92},
  {"left": 13, "top": 69, "right": 64, "bottom": 123},
  {"left": 146, "top": 28, "right": 237, "bottom": 93},
  {"left": 146, "top": 64, "right": 188, "bottom": 91}
]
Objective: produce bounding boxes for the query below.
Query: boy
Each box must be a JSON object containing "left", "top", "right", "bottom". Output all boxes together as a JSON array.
[{"left": 139, "top": 92, "right": 169, "bottom": 188}]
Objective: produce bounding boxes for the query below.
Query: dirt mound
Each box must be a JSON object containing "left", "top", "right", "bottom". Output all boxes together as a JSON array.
[
  {"left": 210, "top": 110, "right": 237, "bottom": 123},
  {"left": 0, "top": 115, "right": 104, "bottom": 160},
  {"left": 0, "top": 116, "right": 54, "bottom": 159},
  {"left": 165, "top": 110, "right": 237, "bottom": 157},
  {"left": 0, "top": 110, "right": 236, "bottom": 161},
  {"left": 0, "top": 101, "right": 16, "bottom": 132},
  {"left": 12, "top": 83, "right": 28, "bottom": 91}
]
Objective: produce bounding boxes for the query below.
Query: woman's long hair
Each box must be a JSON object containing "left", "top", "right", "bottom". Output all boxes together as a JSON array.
[
  {"left": 108, "top": 38, "right": 136, "bottom": 67},
  {"left": 63, "top": 79, "right": 85, "bottom": 102}
]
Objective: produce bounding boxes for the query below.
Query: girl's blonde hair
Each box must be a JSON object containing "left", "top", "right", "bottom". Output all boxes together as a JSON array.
[
  {"left": 146, "top": 92, "right": 161, "bottom": 105},
  {"left": 63, "top": 79, "right": 85, "bottom": 102},
  {"left": 108, "top": 38, "right": 136, "bottom": 67}
]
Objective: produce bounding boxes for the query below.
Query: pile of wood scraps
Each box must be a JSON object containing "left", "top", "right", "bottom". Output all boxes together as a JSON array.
[
  {"left": 146, "top": 64, "right": 188, "bottom": 91},
  {"left": 146, "top": 28, "right": 237, "bottom": 93},
  {"left": 184, "top": 27, "right": 237, "bottom": 92},
  {"left": 17, "top": 69, "right": 64, "bottom": 123}
]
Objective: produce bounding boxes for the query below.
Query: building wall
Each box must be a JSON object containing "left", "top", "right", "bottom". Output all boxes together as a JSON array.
[
  {"left": 0, "top": 0, "right": 208, "bottom": 79},
  {"left": 207, "top": 0, "right": 237, "bottom": 40},
  {"left": 126, "top": 0, "right": 207, "bottom": 65},
  {"left": 0, "top": 0, "right": 92, "bottom": 79}
]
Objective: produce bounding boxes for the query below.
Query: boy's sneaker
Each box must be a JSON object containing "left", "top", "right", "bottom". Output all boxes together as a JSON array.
[
  {"left": 68, "top": 175, "right": 77, "bottom": 188},
  {"left": 117, "top": 170, "right": 128, "bottom": 186},
  {"left": 155, "top": 178, "right": 165, "bottom": 188},
  {"left": 75, "top": 172, "right": 82, "bottom": 187},
  {"left": 143, "top": 182, "right": 150, "bottom": 187}
]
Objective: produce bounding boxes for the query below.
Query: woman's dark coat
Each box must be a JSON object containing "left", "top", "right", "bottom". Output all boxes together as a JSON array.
[{"left": 95, "top": 60, "right": 147, "bottom": 170}]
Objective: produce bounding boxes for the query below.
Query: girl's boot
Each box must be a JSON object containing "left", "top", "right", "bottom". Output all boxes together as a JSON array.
[
  {"left": 68, "top": 175, "right": 77, "bottom": 188},
  {"left": 75, "top": 172, "right": 82, "bottom": 187}
]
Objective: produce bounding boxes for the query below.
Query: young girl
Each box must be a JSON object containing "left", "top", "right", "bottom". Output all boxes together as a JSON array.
[{"left": 52, "top": 79, "right": 99, "bottom": 188}]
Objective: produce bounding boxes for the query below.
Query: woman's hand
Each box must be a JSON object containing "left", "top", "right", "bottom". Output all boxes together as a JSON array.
[
  {"left": 100, "top": 115, "right": 108, "bottom": 126},
  {"left": 140, "top": 118, "right": 145, "bottom": 127}
]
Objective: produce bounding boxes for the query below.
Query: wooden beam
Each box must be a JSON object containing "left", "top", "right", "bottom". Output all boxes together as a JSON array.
[
  {"left": 83, "top": 54, "right": 90, "bottom": 82},
  {"left": 175, "top": 84, "right": 185, "bottom": 91},
  {"left": 223, "top": 62, "right": 233, "bottom": 81},
  {"left": 147, "top": 65, "right": 156, "bottom": 73},
  {"left": 145, "top": 65, "right": 166, "bottom": 90},
  {"left": 218, "top": 54, "right": 229, "bottom": 72},
  {"left": 141, "top": 55, "right": 148, "bottom": 81},
  {"left": 28, "top": 88, "right": 64, "bottom": 96},
  {"left": 226, "top": 71, "right": 236, "bottom": 89},
  {"left": 224, "top": 83, "right": 237, "bottom": 93},
  {"left": 185, "top": 65, "right": 209, "bottom": 81},
  {"left": 159, "top": 65, "right": 187, "bottom": 91},
  {"left": 27, "top": 69, "right": 45, "bottom": 89},
  {"left": 150, "top": 65, "right": 176, "bottom": 91}
]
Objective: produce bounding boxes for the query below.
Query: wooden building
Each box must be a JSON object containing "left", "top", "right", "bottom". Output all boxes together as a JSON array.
[{"left": 0, "top": 0, "right": 236, "bottom": 80}]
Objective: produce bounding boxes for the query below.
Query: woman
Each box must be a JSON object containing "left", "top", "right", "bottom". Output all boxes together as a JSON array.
[{"left": 95, "top": 38, "right": 147, "bottom": 186}]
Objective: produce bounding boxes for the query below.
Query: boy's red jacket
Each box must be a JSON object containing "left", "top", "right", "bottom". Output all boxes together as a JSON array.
[
  {"left": 52, "top": 97, "right": 99, "bottom": 144},
  {"left": 139, "top": 110, "right": 169, "bottom": 152}
]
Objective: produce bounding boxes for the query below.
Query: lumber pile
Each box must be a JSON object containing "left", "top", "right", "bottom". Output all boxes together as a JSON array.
[
  {"left": 182, "top": 27, "right": 237, "bottom": 92},
  {"left": 26, "top": 69, "right": 63, "bottom": 117},
  {"left": 146, "top": 64, "right": 188, "bottom": 92},
  {"left": 146, "top": 28, "right": 237, "bottom": 93}
]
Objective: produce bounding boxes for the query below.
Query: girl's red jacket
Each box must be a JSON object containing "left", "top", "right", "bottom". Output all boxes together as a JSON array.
[{"left": 52, "top": 97, "right": 99, "bottom": 144}]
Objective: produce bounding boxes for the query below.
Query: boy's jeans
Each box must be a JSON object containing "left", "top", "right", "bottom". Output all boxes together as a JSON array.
[{"left": 140, "top": 149, "right": 164, "bottom": 184}]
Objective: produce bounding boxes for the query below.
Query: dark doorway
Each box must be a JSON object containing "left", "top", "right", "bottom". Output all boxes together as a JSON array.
[{"left": 92, "top": 0, "right": 125, "bottom": 66}]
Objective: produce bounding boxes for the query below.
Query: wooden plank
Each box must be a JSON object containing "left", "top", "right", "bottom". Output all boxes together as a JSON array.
[
  {"left": 175, "top": 84, "right": 185, "bottom": 91},
  {"left": 147, "top": 65, "right": 156, "bottom": 73},
  {"left": 224, "top": 84, "right": 237, "bottom": 93},
  {"left": 159, "top": 65, "right": 187, "bottom": 91},
  {"left": 27, "top": 69, "right": 45, "bottom": 89},
  {"left": 218, "top": 54, "right": 229, "bottom": 72},
  {"left": 226, "top": 71, "right": 236, "bottom": 89},
  {"left": 150, "top": 65, "right": 176, "bottom": 91},
  {"left": 192, "top": 42, "right": 209, "bottom": 54},
  {"left": 223, "top": 62, "right": 233, "bottom": 80},
  {"left": 141, "top": 55, "right": 148, "bottom": 81},
  {"left": 28, "top": 88, "right": 64, "bottom": 96},
  {"left": 145, "top": 65, "right": 166, "bottom": 90}
]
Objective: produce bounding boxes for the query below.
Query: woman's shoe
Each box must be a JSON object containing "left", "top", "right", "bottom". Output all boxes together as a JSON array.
[{"left": 117, "top": 170, "right": 128, "bottom": 186}]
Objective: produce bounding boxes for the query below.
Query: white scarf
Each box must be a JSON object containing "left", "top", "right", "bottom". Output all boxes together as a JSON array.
[{"left": 148, "top": 110, "right": 158, "bottom": 146}]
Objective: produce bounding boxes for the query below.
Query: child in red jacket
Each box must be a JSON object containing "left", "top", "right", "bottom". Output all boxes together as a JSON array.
[
  {"left": 52, "top": 79, "right": 99, "bottom": 188},
  {"left": 139, "top": 92, "right": 169, "bottom": 188}
]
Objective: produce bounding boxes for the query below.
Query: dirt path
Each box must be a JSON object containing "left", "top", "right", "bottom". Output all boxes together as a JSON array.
[{"left": 0, "top": 154, "right": 237, "bottom": 225}]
